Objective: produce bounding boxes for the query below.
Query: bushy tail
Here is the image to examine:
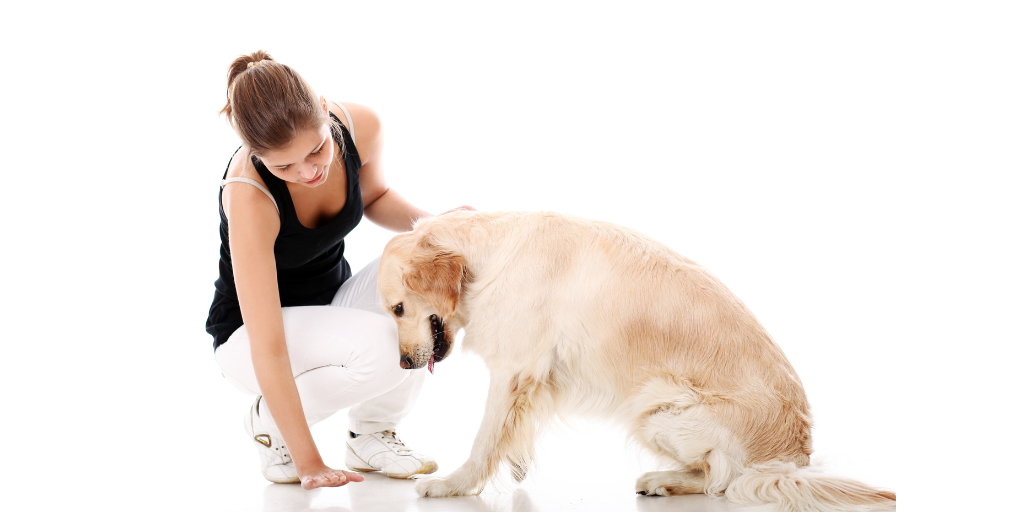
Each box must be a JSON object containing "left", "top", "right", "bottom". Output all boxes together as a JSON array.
[{"left": 724, "top": 461, "right": 896, "bottom": 512}]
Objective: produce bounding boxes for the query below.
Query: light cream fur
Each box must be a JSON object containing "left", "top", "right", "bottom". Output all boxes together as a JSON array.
[{"left": 378, "top": 211, "right": 896, "bottom": 511}]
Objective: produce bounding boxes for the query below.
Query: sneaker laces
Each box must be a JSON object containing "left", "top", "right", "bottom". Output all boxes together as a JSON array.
[{"left": 378, "top": 430, "right": 413, "bottom": 455}]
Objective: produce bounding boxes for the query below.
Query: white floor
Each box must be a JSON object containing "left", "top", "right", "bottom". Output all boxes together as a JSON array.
[
  {"left": 156, "top": 344, "right": 896, "bottom": 512},
  {"left": 205, "top": 416, "right": 893, "bottom": 512},
  {"left": 256, "top": 473, "right": 750, "bottom": 512},
  {"left": 13, "top": 328, "right": 895, "bottom": 512}
]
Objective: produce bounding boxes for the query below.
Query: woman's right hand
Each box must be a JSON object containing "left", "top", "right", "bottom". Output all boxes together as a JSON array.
[{"left": 299, "top": 464, "right": 366, "bottom": 490}]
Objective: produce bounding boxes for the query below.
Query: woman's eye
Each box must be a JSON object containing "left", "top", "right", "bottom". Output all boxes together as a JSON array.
[
  {"left": 311, "top": 148, "right": 323, "bottom": 156},
  {"left": 393, "top": 303, "right": 404, "bottom": 317}
]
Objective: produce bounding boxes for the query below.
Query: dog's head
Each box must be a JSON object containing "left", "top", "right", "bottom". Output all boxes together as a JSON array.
[{"left": 379, "top": 231, "right": 470, "bottom": 372}]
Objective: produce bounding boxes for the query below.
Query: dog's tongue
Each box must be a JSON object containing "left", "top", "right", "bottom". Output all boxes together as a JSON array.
[{"left": 428, "top": 354, "right": 435, "bottom": 374}]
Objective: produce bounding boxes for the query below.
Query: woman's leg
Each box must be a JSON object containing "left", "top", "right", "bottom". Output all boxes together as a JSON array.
[
  {"left": 331, "top": 256, "right": 428, "bottom": 434},
  {"left": 215, "top": 305, "right": 408, "bottom": 438}
]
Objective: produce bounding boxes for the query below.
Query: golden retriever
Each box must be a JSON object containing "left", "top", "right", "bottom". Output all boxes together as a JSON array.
[{"left": 378, "top": 211, "right": 896, "bottom": 511}]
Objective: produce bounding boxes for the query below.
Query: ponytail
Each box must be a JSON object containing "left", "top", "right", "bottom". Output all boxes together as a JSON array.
[
  {"left": 220, "top": 50, "right": 274, "bottom": 120},
  {"left": 219, "top": 50, "right": 343, "bottom": 158}
]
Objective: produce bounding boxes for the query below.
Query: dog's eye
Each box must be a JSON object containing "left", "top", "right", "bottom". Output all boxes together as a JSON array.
[{"left": 393, "top": 303, "right": 404, "bottom": 317}]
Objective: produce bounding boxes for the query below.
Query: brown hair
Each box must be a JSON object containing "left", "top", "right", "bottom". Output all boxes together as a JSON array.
[{"left": 220, "top": 50, "right": 342, "bottom": 158}]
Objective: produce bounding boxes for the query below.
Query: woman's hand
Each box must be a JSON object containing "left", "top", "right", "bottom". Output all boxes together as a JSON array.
[
  {"left": 299, "top": 464, "right": 365, "bottom": 490},
  {"left": 439, "top": 205, "right": 476, "bottom": 216}
]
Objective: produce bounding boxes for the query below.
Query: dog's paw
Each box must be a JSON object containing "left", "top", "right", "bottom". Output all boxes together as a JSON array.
[
  {"left": 635, "top": 471, "right": 672, "bottom": 497},
  {"left": 416, "top": 476, "right": 478, "bottom": 497},
  {"left": 635, "top": 470, "right": 703, "bottom": 496}
]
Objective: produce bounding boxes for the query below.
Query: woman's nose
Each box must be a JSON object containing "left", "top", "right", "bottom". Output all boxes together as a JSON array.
[{"left": 300, "top": 164, "right": 317, "bottom": 180}]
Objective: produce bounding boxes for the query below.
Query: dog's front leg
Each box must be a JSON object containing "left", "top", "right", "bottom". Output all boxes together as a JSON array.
[{"left": 417, "top": 372, "right": 541, "bottom": 497}]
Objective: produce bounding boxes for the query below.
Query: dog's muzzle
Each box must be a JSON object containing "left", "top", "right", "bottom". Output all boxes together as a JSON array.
[{"left": 399, "top": 314, "right": 451, "bottom": 372}]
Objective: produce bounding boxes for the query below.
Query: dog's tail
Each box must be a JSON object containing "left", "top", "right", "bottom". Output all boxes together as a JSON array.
[{"left": 723, "top": 461, "right": 896, "bottom": 512}]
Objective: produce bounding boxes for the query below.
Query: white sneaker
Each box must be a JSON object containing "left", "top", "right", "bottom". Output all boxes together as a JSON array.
[
  {"left": 244, "top": 397, "right": 300, "bottom": 484},
  {"left": 345, "top": 430, "right": 438, "bottom": 478}
]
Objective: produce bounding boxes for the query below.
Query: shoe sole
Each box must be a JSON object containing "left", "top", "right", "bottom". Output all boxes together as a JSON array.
[
  {"left": 349, "top": 461, "right": 438, "bottom": 479},
  {"left": 346, "top": 446, "right": 439, "bottom": 479},
  {"left": 266, "top": 474, "right": 301, "bottom": 484}
]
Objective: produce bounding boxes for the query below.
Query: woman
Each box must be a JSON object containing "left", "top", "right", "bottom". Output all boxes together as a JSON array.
[{"left": 206, "top": 51, "right": 470, "bottom": 490}]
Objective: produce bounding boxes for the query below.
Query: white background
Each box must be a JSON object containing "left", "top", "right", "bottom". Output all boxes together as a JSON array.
[{"left": 2, "top": 1, "right": 1021, "bottom": 511}]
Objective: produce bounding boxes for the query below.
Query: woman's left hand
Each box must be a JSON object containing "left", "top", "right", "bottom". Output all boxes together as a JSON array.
[{"left": 439, "top": 205, "right": 476, "bottom": 216}]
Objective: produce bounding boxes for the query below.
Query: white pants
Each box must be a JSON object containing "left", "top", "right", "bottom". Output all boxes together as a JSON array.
[{"left": 215, "top": 257, "right": 426, "bottom": 437}]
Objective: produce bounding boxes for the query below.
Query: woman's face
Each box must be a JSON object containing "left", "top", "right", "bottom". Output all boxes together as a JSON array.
[{"left": 258, "top": 123, "right": 334, "bottom": 188}]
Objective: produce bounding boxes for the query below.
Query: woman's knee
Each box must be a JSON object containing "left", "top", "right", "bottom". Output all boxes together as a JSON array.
[
  {"left": 273, "top": 306, "right": 405, "bottom": 394},
  {"left": 304, "top": 309, "right": 401, "bottom": 372},
  {"left": 345, "top": 310, "right": 401, "bottom": 362}
]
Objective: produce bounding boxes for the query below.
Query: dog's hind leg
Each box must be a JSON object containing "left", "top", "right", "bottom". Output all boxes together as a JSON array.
[
  {"left": 417, "top": 372, "right": 550, "bottom": 497},
  {"left": 633, "top": 401, "right": 746, "bottom": 497}
]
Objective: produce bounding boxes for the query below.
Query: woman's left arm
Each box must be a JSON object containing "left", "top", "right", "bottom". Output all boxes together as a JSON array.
[{"left": 335, "top": 102, "right": 470, "bottom": 232}]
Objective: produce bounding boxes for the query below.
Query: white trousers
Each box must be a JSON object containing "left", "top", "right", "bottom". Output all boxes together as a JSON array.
[{"left": 215, "top": 257, "right": 426, "bottom": 437}]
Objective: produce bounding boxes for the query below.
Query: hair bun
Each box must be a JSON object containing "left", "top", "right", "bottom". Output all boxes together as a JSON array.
[{"left": 245, "top": 50, "right": 274, "bottom": 66}]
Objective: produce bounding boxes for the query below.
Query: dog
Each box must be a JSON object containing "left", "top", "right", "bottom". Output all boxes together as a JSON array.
[{"left": 377, "top": 211, "right": 896, "bottom": 511}]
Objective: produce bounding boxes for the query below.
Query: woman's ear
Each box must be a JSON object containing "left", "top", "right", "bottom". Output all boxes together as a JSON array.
[
  {"left": 403, "top": 240, "right": 469, "bottom": 319},
  {"left": 320, "top": 95, "right": 328, "bottom": 113}
]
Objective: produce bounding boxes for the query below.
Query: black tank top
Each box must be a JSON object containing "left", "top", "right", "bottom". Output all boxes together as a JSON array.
[{"left": 206, "top": 112, "right": 363, "bottom": 350}]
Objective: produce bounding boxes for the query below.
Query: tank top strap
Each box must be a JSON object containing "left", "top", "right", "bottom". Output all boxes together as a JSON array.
[
  {"left": 220, "top": 177, "right": 280, "bottom": 214},
  {"left": 329, "top": 112, "right": 362, "bottom": 171},
  {"left": 333, "top": 102, "right": 354, "bottom": 141}
]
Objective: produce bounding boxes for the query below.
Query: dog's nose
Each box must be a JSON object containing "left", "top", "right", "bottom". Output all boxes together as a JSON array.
[{"left": 400, "top": 355, "right": 413, "bottom": 369}]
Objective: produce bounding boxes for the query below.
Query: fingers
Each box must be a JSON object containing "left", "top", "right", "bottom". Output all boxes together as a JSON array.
[
  {"left": 301, "top": 475, "right": 327, "bottom": 490},
  {"left": 328, "top": 471, "right": 348, "bottom": 486},
  {"left": 439, "top": 205, "right": 477, "bottom": 216},
  {"left": 300, "top": 469, "right": 358, "bottom": 490},
  {"left": 299, "top": 466, "right": 365, "bottom": 490}
]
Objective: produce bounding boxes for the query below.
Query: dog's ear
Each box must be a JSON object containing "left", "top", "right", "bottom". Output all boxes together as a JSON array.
[{"left": 403, "top": 239, "right": 469, "bottom": 319}]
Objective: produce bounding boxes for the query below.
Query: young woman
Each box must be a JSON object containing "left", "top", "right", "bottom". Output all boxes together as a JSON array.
[{"left": 206, "top": 51, "right": 471, "bottom": 490}]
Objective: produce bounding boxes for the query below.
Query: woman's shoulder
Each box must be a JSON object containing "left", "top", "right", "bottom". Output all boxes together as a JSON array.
[
  {"left": 327, "top": 101, "right": 382, "bottom": 166},
  {"left": 222, "top": 146, "right": 277, "bottom": 221},
  {"left": 327, "top": 101, "right": 381, "bottom": 148},
  {"left": 225, "top": 145, "right": 261, "bottom": 179}
]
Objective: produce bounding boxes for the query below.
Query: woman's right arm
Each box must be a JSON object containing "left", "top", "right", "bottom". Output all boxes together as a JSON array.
[{"left": 223, "top": 157, "right": 363, "bottom": 490}]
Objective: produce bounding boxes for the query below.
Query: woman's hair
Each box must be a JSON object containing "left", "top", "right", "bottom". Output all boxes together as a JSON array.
[{"left": 220, "top": 50, "right": 342, "bottom": 158}]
